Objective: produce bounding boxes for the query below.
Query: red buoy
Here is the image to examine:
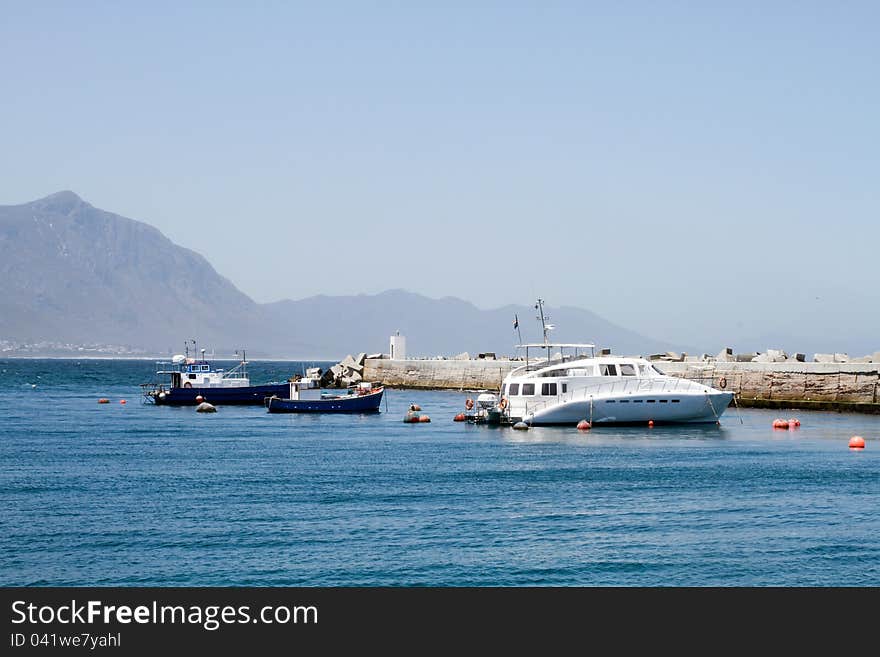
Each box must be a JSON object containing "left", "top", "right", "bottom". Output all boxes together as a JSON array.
[
  {"left": 454, "top": 413, "right": 466, "bottom": 422},
  {"left": 788, "top": 418, "right": 800, "bottom": 429},
  {"left": 576, "top": 420, "right": 591, "bottom": 431},
  {"left": 772, "top": 418, "right": 789, "bottom": 429},
  {"left": 119, "top": 399, "right": 126, "bottom": 404},
  {"left": 98, "top": 398, "right": 110, "bottom": 404},
  {"left": 195, "top": 395, "right": 204, "bottom": 403},
  {"left": 849, "top": 436, "right": 865, "bottom": 449},
  {"left": 648, "top": 420, "right": 654, "bottom": 428},
  {"left": 418, "top": 415, "right": 431, "bottom": 423}
]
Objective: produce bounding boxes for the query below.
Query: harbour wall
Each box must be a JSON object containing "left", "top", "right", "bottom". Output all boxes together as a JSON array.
[{"left": 363, "top": 358, "right": 880, "bottom": 413}]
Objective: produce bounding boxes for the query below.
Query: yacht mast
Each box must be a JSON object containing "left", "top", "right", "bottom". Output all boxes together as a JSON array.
[{"left": 535, "top": 298, "right": 551, "bottom": 345}]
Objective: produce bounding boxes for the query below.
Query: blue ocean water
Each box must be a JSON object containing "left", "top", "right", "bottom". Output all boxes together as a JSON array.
[{"left": 1, "top": 358, "right": 878, "bottom": 586}]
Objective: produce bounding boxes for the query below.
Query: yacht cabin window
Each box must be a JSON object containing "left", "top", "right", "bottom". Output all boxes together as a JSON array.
[
  {"left": 600, "top": 364, "right": 618, "bottom": 376},
  {"left": 509, "top": 383, "right": 520, "bottom": 396},
  {"left": 521, "top": 383, "right": 535, "bottom": 396},
  {"left": 201, "top": 365, "right": 210, "bottom": 371},
  {"left": 567, "top": 366, "right": 596, "bottom": 376},
  {"left": 620, "top": 364, "right": 636, "bottom": 376},
  {"left": 541, "top": 383, "right": 557, "bottom": 396}
]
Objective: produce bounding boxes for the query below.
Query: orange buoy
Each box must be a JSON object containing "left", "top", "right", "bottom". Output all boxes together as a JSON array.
[
  {"left": 403, "top": 412, "right": 420, "bottom": 423},
  {"left": 119, "top": 399, "right": 127, "bottom": 404},
  {"left": 195, "top": 395, "right": 204, "bottom": 403},
  {"left": 576, "top": 420, "right": 591, "bottom": 431},
  {"left": 849, "top": 436, "right": 865, "bottom": 449},
  {"left": 772, "top": 418, "right": 789, "bottom": 429},
  {"left": 418, "top": 415, "right": 431, "bottom": 423},
  {"left": 788, "top": 418, "right": 800, "bottom": 429},
  {"left": 454, "top": 413, "right": 466, "bottom": 422},
  {"left": 648, "top": 420, "right": 654, "bottom": 427},
  {"left": 98, "top": 398, "right": 110, "bottom": 404}
]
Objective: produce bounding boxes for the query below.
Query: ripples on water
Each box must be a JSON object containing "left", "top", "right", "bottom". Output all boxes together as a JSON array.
[{"left": 1, "top": 359, "right": 878, "bottom": 586}]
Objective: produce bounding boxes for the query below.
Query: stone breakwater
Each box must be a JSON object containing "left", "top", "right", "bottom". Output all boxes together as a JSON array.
[{"left": 362, "top": 358, "right": 880, "bottom": 414}]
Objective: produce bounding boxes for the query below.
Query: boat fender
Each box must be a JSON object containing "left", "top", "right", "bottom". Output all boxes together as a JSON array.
[
  {"left": 718, "top": 377, "right": 727, "bottom": 389},
  {"left": 465, "top": 398, "right": 474, "bottom": 410},
  {"left": 498, "top": 397, "right": 508, "bottom": 411}
]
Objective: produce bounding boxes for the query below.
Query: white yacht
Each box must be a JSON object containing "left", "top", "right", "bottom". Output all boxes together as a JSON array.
[{"left": 494, "top": 300, "right": 734, "bottom": 426}]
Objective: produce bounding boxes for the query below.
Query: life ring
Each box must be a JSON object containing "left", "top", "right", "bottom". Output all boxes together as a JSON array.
[
  {"left": 718, "top": 377, "right": 727, "bottom": 390},
  {"left": 498, "top": 397, "right": 508, "bottom": 410},
  {"left": 465, "top": 397, "right": 474, "bottom": 410},
  {"left": 184, "top": 382, "right": 192, "bottom": 388}
]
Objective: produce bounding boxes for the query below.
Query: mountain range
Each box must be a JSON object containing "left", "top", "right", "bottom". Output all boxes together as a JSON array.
[{"left": 0, "top": 191, "right": 682, "bottom": 358}]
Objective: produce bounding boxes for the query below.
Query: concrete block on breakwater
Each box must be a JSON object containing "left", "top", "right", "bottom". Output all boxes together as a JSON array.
[{"left": 364, "top": 358, "right": 520, "bottom": 390}]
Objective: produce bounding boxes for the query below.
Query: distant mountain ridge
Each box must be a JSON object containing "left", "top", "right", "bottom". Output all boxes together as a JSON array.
[
  {"left": 0, "top": 191, "right": 678, "bottom": 358},
  {"left": 265, "top": 291, "right": 678, "bottom": 357}
]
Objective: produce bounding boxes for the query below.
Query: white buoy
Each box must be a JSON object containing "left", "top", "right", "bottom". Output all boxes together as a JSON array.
[
  {"left": 513, "top": 421, "right": 529, "bottom": 430},
  {"left": 196, "top": 402, "right": 217, "bottom": 413}
]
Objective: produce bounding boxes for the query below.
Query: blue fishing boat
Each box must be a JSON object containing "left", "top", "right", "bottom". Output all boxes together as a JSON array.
[
  {"left": 141, "top": 344, "right": 289, "bottom": 406},
  {"left": 265, "top": 379, "right": 384, "bottom": 413}
]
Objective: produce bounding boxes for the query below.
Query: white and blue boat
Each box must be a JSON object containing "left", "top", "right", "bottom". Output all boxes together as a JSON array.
[
  {"left": 479, "top": 299, "right": 734, "bottom": 426},
  {"left": 265, "top": 378, "right": 384, "bottom": 414},
  {"left": 142, "top": 345, "right": 288, "bottom": 406}
]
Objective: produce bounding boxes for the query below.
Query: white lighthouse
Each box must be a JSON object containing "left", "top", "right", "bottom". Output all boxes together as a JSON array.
[{"left": 389, "top": 331, "right": 407, "bottom": 360}]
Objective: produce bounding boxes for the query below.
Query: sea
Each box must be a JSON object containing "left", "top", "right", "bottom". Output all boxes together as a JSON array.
[{"left": 1, "top": 358, "right": 878, "bottom": 586}]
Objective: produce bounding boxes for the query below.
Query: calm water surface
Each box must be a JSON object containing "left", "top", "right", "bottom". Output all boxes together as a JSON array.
[{"left": 1, "top": 359, "right": 878, "bottom": 586}]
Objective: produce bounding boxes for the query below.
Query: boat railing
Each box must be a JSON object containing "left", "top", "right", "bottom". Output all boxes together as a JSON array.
[{"left": 221, "top": 360, "right": 249, "bottom": 381}]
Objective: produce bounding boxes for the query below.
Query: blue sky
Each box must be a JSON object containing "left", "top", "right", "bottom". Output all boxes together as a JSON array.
[{"left": 1, "top": 2, "right": 877, "bottom": 353}]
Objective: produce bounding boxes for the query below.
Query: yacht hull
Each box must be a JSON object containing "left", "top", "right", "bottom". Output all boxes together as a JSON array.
[{"left": 523, "top": 391, "right": 735, "bottom": 425}]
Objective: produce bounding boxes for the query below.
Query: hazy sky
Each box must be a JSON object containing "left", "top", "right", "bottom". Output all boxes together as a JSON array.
[{"left": 2, "top": 2, "right": 877, "bottom": 351}]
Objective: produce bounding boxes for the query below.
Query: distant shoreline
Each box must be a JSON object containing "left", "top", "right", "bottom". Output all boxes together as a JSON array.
[{"left": 0, "top": 355, "right": 338, "bottom": 362}]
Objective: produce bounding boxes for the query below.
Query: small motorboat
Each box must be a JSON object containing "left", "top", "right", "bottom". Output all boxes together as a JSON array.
[{"left": 265, "top": 379, "right": 385, "bottom": 414}]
